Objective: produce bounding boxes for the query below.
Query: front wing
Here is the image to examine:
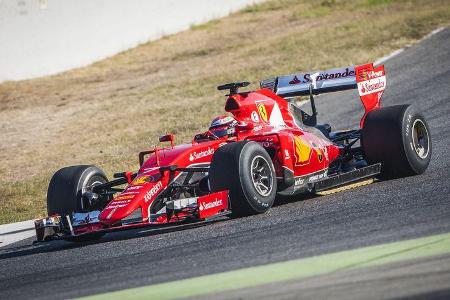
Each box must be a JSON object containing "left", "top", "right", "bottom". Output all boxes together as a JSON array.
[{"left": 34, "top": 190, "right": 230, "bottom": 242}]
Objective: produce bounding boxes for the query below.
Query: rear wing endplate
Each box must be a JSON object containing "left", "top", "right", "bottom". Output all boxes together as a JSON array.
[{"left": 260, "top": 63, "right": 386, "bottom": 127}]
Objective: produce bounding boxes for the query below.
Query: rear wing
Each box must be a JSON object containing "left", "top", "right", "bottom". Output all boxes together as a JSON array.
[{"left": 260, "top": 63, "right": 386, "bottom": 127}]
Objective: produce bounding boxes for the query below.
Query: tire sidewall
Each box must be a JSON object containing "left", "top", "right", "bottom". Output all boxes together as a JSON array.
[
  {"left": 401, "top": 107, "right": 432, "bottom": 174},
  {"left": 362, "top": 104, "right": 432, "bottom": 178},
  {"left": 238, "top": 142, "right": 277, "bottom": 213},
  {"left": 47, "top": 165, "right": 108, "bottom": 215},
  {"left": 77, "top": 169, "right": 108, "bottom": 210}
]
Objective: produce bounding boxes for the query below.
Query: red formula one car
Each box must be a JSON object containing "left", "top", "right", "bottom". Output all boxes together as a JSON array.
[{"left": 35, "top": 63, "right": 432, "bottom": 241}]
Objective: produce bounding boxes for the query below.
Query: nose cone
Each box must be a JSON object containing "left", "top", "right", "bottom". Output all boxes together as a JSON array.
[
  {"left": 99, "top": 197, "right": 139, "bottom": 225},
  {"left": 99, "top": 179, "right": 164, "bottom": 225},
  {"left": 99, "top": 186, "right": 142, "bottom": 224}
]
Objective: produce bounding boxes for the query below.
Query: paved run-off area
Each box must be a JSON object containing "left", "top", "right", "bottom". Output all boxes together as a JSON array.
[
  {"left": 0, "top": 220, "right": 35, "bottom": 248},
  {"left": 0, "top": 26, "right": 449, "bottom": 300}
]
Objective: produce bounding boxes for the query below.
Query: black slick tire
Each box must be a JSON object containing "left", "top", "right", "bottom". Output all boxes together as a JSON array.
[
  {"left": 362, "top": 104, "right": 432, "bottom": 178},
  {"left": 47, "top": 165, "right": 108, "bottom": 216},
  {"left": 209, "top": 141, "right": 277, "bottom": 217}
]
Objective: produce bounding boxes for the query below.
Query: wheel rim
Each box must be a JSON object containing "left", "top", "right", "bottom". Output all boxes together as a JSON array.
[
  {"left": 81, "top": 176, "right": 105, "bottom": 210},
  {"left": 250, "top": 155, "right": 274, "bottom": 197},
  {"left": 82, "top": 179, "right": 104, "bottom": 195},
  {"left": 411, "top": 119, "right": 429, "bottom": 159}
]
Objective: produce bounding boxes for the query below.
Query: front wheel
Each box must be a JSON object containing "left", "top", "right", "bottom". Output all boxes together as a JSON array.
[
  {"left": 209, "top": 141, "right": 277, "bottom": 217},
  {"left": 47, "top": 165, "right": 108, "bottom": 241},
  {"left": 362, "top": 104, "right": 432, "bottom": 178},
  {"left": 47, "top": 165, "right": 109, "bottom": 216}
]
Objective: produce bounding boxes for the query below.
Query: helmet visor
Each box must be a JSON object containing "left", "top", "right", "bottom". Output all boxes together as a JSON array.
[{"left": 210, "top": 126, "right": 229, "bottom": 138}]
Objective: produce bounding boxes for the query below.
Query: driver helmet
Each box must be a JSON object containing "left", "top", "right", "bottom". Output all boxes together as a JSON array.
[{"left": 209, "top": 115, "right": 238, "bottom": 138}]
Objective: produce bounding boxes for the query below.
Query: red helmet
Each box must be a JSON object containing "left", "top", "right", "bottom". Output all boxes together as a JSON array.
[{"left": 209, "top": 115, "right": 238, "bottom": 138}]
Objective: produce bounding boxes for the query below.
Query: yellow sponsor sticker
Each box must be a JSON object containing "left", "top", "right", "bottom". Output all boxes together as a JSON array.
[
  {"left": 114, "top": 194, "right": 135, "bottom": 201},
  {"left": 293, "top": 136, "right": 312, "bottom": 164},
  {"left": 257, "top": 103, "right": 268, "bottom": 122},
  {"left": 131, "top": 176, "right": 150, "bottom": 185}
]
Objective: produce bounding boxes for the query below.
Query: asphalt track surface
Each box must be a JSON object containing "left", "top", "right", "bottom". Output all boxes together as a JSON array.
[{"left": 1, "top": 28, "right": 449, "bottom": 299}]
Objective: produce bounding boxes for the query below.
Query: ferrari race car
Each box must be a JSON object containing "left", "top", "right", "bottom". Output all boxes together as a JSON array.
[{"left": 35, "top": 63, "right": 432, "bottom": 242}]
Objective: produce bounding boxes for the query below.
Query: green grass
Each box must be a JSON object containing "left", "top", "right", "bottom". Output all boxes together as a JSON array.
[
  {"left": 80, "top": 231, "right": 450, "bottom": 299},
  {"left": 0, "top": 178, "right": 48, "bottom": 224},
  {"left": 367, "top": 0, "right": 396, "bottom": 6},
  {"left": 0, "top": 0, "right": 449, "bottom": 224},
  {"left": 190, "top": 19, "right": 220, "bottom": 31}
]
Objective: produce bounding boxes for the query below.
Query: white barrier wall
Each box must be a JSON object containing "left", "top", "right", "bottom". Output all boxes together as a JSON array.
[{"left": 0, "top": 0, "right": 261, "bottom": 82}]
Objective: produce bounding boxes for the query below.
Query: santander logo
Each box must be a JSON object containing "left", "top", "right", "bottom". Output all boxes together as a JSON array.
[
  {"left": 289, "top": 76, "right": 301, "bottom": 84},
  {"left": 189, "top": 147, "right": 214, "bottom": 162},
  {"left": 358, "top": 76, "right": 386, "bottom": 96},
  {"left": 199, "top": 199, "right": 222, "bottom": 211},
  {"left": 288, "top": 68, "right": 355, "bottom": 85}
]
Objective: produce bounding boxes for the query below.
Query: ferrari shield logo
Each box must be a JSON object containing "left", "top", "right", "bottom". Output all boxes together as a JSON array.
[
  {"left": 257, "top": 103, "right": 268, "bottom": 122},
  {"left": 316, "top": 148, "right": 323, "bottom": 163}
]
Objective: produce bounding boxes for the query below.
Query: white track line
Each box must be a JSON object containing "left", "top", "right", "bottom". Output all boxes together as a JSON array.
[
  {"left": 422, "top": 27, "right": 446, "bottom": 40},
  {"left": 375, "top": 27, "right": 445, "bottom": 66},
  {"left": 374, "top": 48, "right": 405, "bottom": 66},
  {"left": 0, "top": 220, "right": 35, "bottom": 248}
]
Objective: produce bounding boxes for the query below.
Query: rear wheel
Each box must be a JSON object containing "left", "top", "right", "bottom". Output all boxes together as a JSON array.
[
  {"left": 209, "top": 141, "right": 277, "bottom": 217},
  {"left": 362, "top": 104, "right": 431, "bottom": 178}
]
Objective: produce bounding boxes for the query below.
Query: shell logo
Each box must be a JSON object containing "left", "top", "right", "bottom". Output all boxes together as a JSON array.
[
  {"left": 359, "top": 68, "right": 369, "bottom": 81},
  {"left": 293, "top": 136, "right": 312, "bottom": 164},
  {"left": 257, "top": 103, "right": 268, "bottom": 122},
  {"left": 131, "top": 175, "right": 150, "bottom": 185}
]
